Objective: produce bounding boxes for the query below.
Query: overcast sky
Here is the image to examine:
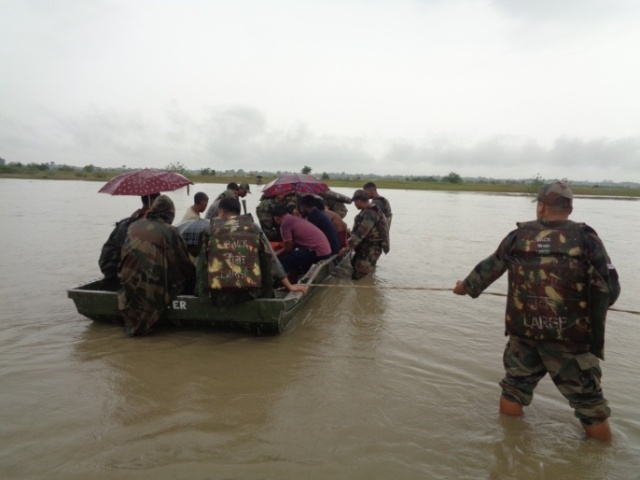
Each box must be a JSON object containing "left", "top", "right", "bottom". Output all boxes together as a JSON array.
[{"left": 1, "top": 0, "right": 639, "bottom": 182}]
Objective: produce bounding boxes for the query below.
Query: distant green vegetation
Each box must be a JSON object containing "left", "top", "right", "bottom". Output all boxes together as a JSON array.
[{"left": 1, "top": 162, "right": 639, "bottom": 198}]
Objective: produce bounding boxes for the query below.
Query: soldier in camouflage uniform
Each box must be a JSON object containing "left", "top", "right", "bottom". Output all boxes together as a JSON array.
[
  {"left": 197, "top": 197, "right": 307, "bottom": 305},
  {"left": 363, "top": 182, "right": 392, "bottom": 228},
  {"left": 342, "top": 189, "right": 390, "bottom": 280},
  {"left": 256, "top": 195, "right": 285, "bottom": 241},
  {"left": 453, "top": 182, "right": 620, "bottom": 441},
  {"left": 322, "top": 190, "right": 351, "bottom": 219},
  {"left": 205, "top": 182, "right": 239, "bottom": 219},
  {"left": 256, "top": 193, "right": 304, "bottom": 241},
  {"left": 99, "top": 193, "right": 160, "bottom": 281},
  {"left": 117, "top": 195, "right": 195, "bottom": 337}
]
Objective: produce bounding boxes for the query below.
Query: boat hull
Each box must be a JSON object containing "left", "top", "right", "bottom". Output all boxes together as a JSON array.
[{"left": 68, "top": 254, "right": 345, "bottom": 334}]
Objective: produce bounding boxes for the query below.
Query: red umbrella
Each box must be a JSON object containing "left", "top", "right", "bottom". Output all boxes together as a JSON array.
[
  {"left": 261, "top": 173, "right": 329, "bottom": 198},
  {"left": 98, "top": 168, "right": 193, "bottom": 196}
]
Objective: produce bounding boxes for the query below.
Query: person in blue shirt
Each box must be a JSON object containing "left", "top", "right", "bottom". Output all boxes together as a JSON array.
[{"left": 300, "top": 195, "right": 341, "bottom": 255}]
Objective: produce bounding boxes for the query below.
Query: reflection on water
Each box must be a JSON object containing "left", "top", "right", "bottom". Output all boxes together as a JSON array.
[{"left": 0, "top": 179, "right": 638, "bottom": 479}]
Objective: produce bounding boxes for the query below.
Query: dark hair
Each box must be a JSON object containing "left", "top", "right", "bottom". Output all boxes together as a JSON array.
[
  {"left": 219, "top": 196, "right": 241, "bottom": 214},
  {"left": 141, "top": 192, "right": 161, "bottom": 206},
  {"left": 300, "top": 195, "right": 318, "bottom": 208},
  {"left": 194, "top": 192, "right": 208, "bottom": 204},
  {"left": 363, "top": 182, "right": 376, "bottom": 190},
  {"left": 272, "top": 205, "right": 288, "bottom": 217},
  {"left": 226, "top": 182, "right": 239, "bottom": 191},
  {"left": 315, "top": 197, "right": 326, "bottom": 210}
]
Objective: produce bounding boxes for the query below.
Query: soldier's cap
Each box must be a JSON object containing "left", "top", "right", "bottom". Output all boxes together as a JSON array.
[
  {"left": 351, "top": 189, "right": 369, "bottom": 202},
  {"left": 535, "top": 181, "right": 573, "bottom": 206},
  {"left": 239, "top": 182, "right": 251, "bottom": 193}
]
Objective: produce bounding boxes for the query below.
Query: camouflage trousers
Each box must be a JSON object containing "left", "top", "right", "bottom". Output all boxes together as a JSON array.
[
  {"left": 351, "top": 243, "right": 382, "bottom": 280},
  {"left": 500, "top": 336, "right": 610, "bottom": 426}
]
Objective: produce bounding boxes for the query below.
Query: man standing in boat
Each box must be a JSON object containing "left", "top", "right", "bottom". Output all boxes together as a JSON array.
[
  {"left": 205, "top": 182, "right": 240, "bottom": 219},
  {"left": 453, "top": 182, "right": 620, "bottom": 441},
  {"left": 341, "top": 189, "right": 390, "bottom": 280}
]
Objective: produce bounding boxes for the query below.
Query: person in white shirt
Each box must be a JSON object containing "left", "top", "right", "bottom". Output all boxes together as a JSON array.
[{"left": 180, "top": 192, "right": 209, "bottom": 223}]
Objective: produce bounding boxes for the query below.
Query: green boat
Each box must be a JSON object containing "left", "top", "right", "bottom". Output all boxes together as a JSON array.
[{"left": 68, "top": 254, "right": 345, "bottom": 334}]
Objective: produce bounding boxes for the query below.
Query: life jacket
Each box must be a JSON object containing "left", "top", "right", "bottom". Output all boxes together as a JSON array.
[
  {"left": 207, "top": 215, "right": 262, "bottom": 290},
  {"left": 506, "top": 220, "right": 591, "bottom": 344}
]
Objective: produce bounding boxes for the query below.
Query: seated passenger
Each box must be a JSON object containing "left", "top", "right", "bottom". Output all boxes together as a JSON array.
[
  {"left": 271, "top": 205, "right": 332, "bottom": 277},
  {"left": 315, "top": 196, "right": 348, "bottom": 248},
  {"left": 117, "top": 195, "right": 195, "bottom": 336},
  {"left": 300, "top": 195, "right": 341, "bottom": 254},
  {"left": 176, "top": 218, "right": 210, "bottom": 259},
  {"left": 196, "top": 197, "right": 307, "bottom": 305},
  {"left": 99, "top": 192, "right": 160, "bottom": 281}
]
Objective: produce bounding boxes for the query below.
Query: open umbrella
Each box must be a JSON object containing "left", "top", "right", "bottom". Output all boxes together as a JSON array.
[
  {"left": 98, "top": 168, "right": 193, "bottom": 196},
  {"left": 261, "top": 173, "right": 329, "bottom": 198}
]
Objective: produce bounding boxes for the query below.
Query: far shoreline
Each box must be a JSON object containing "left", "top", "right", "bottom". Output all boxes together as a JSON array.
[{"left": 1, "top": 171, "right": 639, "bottom": 198}]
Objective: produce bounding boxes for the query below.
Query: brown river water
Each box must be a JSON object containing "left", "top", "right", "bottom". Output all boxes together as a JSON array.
[{"left": 1, "top": 178, "right": 639, "bottom": 479}]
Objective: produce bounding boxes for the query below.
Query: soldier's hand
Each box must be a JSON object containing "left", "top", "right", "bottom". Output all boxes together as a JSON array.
[
  {"left": 290, "top": 284, "right": 308, "bottom": 295},
  {"left": 453, "top": 281, "right": 467, "bottom": 296}
]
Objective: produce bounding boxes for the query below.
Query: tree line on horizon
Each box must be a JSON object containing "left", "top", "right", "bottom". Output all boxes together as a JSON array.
[{"left": 1, "top": 158, "right": 636, "bottom": 188}]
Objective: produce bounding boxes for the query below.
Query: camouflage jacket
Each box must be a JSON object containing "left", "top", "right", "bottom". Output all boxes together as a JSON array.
[
  {"left": 323, "top": 190, "right": 351, "bottom": 219},
  {"left": 205, "top": 189, "right": 236, "bottom": 219},
  {"left": 372, "top": 196, "right": 392, "bottom": 225},
  {"left": 117, "top": 217, "right": 194, "bottom": 310},
  {"left": 256, "top": 197, "right": 284, "bottom": 241},
  {"left": 99, "top": 213, "right": 142, "bottom": 280},
  {"left": 348, "top": 204, "right": 390, "bottom": 254},
  {"left": 462, "top": 219, "right": 620, "bottom": 357}
]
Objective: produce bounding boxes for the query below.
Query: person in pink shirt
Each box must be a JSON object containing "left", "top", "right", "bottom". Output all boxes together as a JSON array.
[{"left": 272, "top": 205, "right": 331, "bottom": 276}]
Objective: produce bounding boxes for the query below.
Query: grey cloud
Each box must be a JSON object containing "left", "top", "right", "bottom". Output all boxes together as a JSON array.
[{"left": 1, "top": 105, "right": 638, "bottom": 182}]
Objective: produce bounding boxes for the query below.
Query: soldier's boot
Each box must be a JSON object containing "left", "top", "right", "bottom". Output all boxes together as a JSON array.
[
  {"left": 583, "top": 420, "right": 612, "bottom": 442},
  {"left": 499, "top": 395, "right": 523, "bottom": 416}
]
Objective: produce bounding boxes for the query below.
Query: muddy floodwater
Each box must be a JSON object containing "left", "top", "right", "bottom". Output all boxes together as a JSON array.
[{"left": 1, "top": 178, "right": 639, "bottom": 479}]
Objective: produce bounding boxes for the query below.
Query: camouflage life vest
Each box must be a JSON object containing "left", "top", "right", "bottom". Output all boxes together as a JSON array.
[
  {"left": 208, "top": 215, "right": 262, "bottom": 290},
  {"left": 506, "top": 220, "right": 591, "bottom": 344}
]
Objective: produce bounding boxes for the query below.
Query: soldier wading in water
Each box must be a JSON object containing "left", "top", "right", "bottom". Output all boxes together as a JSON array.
[
  {"left": 341, "top": 189, "right": 390, "bottom": 280},
  {"left": 453, "top": 182, "right": 620, "bottom": 441}
]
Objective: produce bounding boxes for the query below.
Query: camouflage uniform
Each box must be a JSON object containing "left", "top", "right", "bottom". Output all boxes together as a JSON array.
[
  {"left": 99, "top": 208, "right": 147, "bottom": 281},
  {"left": 256, "top": 197, "right": 284, "bottom": 241},
  {"left": 205, "top": 189, "right": 236, "bottom": 219},
  {"left": 322, "top": 190, "right": 351, "bottom": 219},
  {"left": 117, "top": 197, "right": 194, "bottom": 336},
  {"left": 461, "top": 218, "right": 620, "bottom": 425},
  {"left": 348, "top": 204, "right": 390, "bottom": 280},
  {"left": 372, "top": 196, "right": 392, "bottom": 227}
]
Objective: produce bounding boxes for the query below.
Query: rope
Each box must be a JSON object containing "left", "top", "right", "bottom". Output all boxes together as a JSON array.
[{"left": 305, "top": 283, "right": 640, "bottom": 316}]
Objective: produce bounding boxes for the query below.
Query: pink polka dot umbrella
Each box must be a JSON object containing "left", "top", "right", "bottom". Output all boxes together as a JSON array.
[
  {"left": 98, "top": 168, "right": 194, "bottom": 196},
  {"left": 261, "top": 173, "right": 329, "bottom": 198}
]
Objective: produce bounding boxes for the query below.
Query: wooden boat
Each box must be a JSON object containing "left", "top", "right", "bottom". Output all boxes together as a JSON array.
[{"left": 68, "top": 254, "right": 345, "bottom": 334}]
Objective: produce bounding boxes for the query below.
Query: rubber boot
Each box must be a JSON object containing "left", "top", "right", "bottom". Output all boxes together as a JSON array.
[
  {"left": 499, "top": 395, "right": 523, "bottom": 416},
  {"left": 584, "top": 420, "right": 612, "bottom": 442}
]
